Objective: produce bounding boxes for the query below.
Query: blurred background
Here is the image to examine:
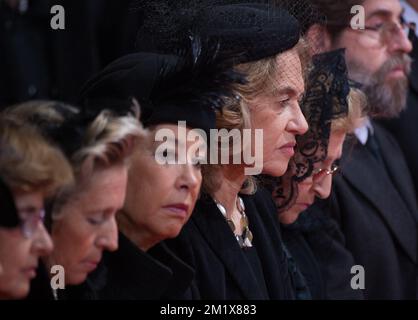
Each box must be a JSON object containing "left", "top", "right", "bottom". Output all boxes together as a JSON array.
[{"left": 0, "top": 0, "right": 145, "bottom": 108}]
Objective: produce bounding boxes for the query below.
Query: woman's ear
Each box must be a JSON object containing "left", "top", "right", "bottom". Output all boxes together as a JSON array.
[{"left": 306, "top": 24, "right": 333, "bottom": 54}]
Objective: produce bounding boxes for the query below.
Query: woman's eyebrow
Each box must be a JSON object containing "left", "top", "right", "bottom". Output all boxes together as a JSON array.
[{"left": 273, "top": 86, "right": 300, "bottom": 98}]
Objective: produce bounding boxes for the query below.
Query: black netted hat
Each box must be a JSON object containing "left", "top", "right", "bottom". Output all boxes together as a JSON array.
[
  {"left": 80, "top": 37, "right": 246, "bottom": 135},
  {"left": 134, "top": 0, "right": 324, "bottom": 59},
  {"left": 0, "top": 177, "right": 19, "bottom": 228},
  {"left": 192, "top": 3, "right": 300, "bottom": 64},
  {"left": 79, "top": 52, "right": 176, "bottom": 118},
  {"left": 136, "top": 2, "right": 301, "bottom": 64}
]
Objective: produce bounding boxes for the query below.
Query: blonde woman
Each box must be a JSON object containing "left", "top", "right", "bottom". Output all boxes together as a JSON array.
[{"left": 166, "top": 3, "right": 310, "bottom": 300}]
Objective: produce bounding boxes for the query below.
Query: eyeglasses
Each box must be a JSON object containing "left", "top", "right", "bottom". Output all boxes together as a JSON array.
[
  {"left": 312, "top": 162, "right": 339, "bottom": 178},
  {"left": 331, "top": 19, "right": 409, "bottom": 45},
  {"left": 19, "top": 209, "right": 46, "bottom": 239},
  {"left": 362, "top": 19, "right": 409, "bottom": 44}
]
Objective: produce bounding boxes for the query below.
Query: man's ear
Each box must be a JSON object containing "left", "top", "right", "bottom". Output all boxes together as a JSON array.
[{"left": 306, "top": 24, "right": 333, "bottom": 53}]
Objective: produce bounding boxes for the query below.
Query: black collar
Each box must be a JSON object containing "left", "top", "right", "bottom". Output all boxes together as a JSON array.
[{"left": 86, "top": 232, "right": 194, "bottom": 299}]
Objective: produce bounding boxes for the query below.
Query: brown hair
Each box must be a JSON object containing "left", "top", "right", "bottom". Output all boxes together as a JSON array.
[
  {"left": 5, "top": 100, "right": 148, "bottom": 212},
  {"left": 203, "top": 39, "right": 309, "bottom": 195},
  {"left": 0, "top": 115, "right": 73, "bottom": 195},
  {"left": 332, "top": 87, "right": 367, "bottom": 133},
  {"left": 5, "top": 100, "right": 146, "bottom": 177},
  {"left": 72, "top": 109, "right": 145, "bottom": 178},
  {"left": 310, "top": 0, "right": 365, "bottom": 42}
]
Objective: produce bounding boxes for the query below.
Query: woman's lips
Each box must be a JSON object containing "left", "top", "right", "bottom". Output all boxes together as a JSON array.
[
  {"left": 294, "top": 200, "right": 313, "bottom": 211},
  {"left": 21, "top": 266, "right": 37, "bottom": 279},
  {"left": 81, "top": 260, "right": 99, "bottom": 272},
  {"left": 279, "top": 142, "right": 296, "bottom": 157},
  {"left": 163, "top": 204, "right": 189, "bottom": 219}
]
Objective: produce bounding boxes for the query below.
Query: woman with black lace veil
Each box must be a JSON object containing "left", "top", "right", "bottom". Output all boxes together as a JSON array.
[{"left": 261, "top": 49, "right": 367, "bottom": 299}]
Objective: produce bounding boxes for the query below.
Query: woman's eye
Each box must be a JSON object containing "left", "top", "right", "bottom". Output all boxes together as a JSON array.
[
  {"left": 278, "top": 98, "right": 293, "bottom": 109},
  {"left": 275, "top": 99, "right": 289, "bottom": 113},
  {"left": 154, "top": 148, "right": 177, "bottom": 164},
  {"left": 87, "top": 215, "right": 104, "bottom": 225}
]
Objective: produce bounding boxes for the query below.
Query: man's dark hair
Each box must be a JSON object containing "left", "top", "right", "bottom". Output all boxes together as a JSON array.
[{"left": 310, "top": 0, "right": 366, "bottom": 42}]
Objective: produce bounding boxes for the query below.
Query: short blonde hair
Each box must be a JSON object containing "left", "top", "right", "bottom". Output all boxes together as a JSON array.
[
  {"left": 5, "top": 100, "right": 147, "bottom": 177},
  {"left": 332, "top": 88, "right": 367, "bottom": 133},
  {"left": 203, "top": 39, "right": 309, "bottom": 195},
  {"left": 72, "top": 109, "right": 146, "bottom": 178},
  {"left": 0, "top": 115, "right": 73, "bottom": 195},
  {"left": 5, "top": 100, "right": 148, "bottom": 211}
]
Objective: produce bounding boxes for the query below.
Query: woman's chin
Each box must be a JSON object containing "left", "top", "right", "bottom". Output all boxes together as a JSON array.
[
  {"left": 279, "top": 211, "right": 300, "bottom": 225},
  {"left": 261, "top": 163, "right": 287, "bottom": 177},
  {"left": 66, "top": 271, "right": 88, "bottom": 286}
]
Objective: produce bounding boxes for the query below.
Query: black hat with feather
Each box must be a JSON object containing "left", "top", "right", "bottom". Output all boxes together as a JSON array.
[
  {"left": 80, "top": 35, "right": 247, "bottom": 135},
  {"left": 134, "top": 1, "right": 302, "bottom": 65}
]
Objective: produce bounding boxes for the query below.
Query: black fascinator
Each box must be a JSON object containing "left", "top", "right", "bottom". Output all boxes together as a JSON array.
[{"left": 80, "top": 34, "right": 247, "bottom": 135}]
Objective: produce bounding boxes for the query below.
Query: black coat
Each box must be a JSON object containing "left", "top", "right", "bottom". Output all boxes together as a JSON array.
[
  {"left": 380, "top": 58, "right": 418, "bottom": 205},
  {"left": 325, "top": 122, "right": 418, "bottom": 299},
  {"left": 26, "top": 262, "right": 55, "bottom": 300},
  {"left": 166, "top": 188, "right": 294, "bottom": 300},
  {"left": 283, "top": 204, "right": 364, "bottom": 300},
  {"left": 62, "top": 232, "right": 195, "bottom": 300}
]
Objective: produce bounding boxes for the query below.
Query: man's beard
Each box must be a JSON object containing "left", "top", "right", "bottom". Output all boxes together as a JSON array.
[{"left": 348, "top": 54, "right": 412, "bottom": 119}]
